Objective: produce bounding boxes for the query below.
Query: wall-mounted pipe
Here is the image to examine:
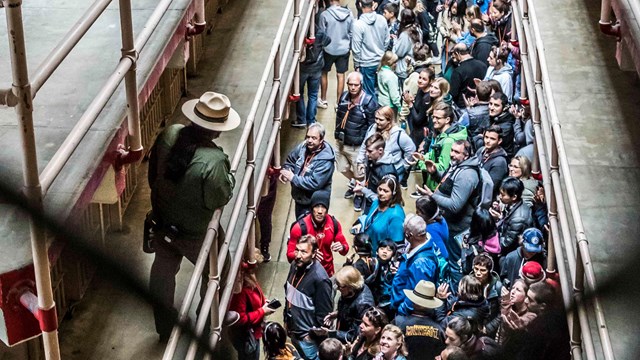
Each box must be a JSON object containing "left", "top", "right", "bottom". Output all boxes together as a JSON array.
[
  {"left": 185, "top": 0, "right": 207, "bottom": 39},
  {"left": 599, "top": 0, "right": 621, "bottom": 39},
  {"left": 0, "top": 88, "right": 18, "bottom": 107}
]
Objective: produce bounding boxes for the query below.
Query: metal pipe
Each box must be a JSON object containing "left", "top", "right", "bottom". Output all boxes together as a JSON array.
[
  {"left": 230, "top": 0, "right": 295, "bottom": 171},
  {"left": 186, "top": 0, "right": 207, "bottom": 38},
  {"left": 0, "top": 87, "right": 18, "bottom": 107},
  {"left": 245, "top": 125, "right": 257, "bottom": 264},
  {"left": 30, "top": 0, "right": 114, "bottom": 96},
  {"left": 134, "top": 0, "right": 174, "bottom": 52},
  {"left": 116, "top": 0, "right": 144, "bottom": 168},
  {"left": 273, "top": 46, "right": 282, "bottom": 169},
  {"left": 4, "top": 1, "right": 61, "bottom": 359},
  {"left": 292, "top": 0, "right": 302, "bottom": 98},
  {"left": 185, "top": 237, "right": 221, "bottom": 360},
  {"left": 162, "top": 213, "right": 221, "bottom": 360},
  {"left": 573, "top": 249, "right": 596, "bottom": 360},
  {"left": 598, "top": 0, "right": 620, "bottom": 38}
]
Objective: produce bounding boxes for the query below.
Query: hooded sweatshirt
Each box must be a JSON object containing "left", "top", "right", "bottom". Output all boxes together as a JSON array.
[
  {"left": 351, "top": 12, "right": 390, "bottom": 68},
  {"left": 472, "top": 33, "right": 499, "bottom": 67},
  {"left": 319, "top": 5, "right": 353, "bottom": 56},
  {"left": 484, "top": 63, "right": 514, "bottom": 102},
  {"left": 358, "top": 125, "right": 416, "bottom": 174}
]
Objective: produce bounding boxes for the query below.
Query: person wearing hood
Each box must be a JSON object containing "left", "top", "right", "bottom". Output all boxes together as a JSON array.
[
  {"left": 469, "top": 19, "right": 499, "bottom": 67},
  {"left": 476, "top": 125, "right": 509, "bottom": 197},
  {"left": 357, "top": 106, "right": 415, "bottom": 185},
  {"left": 413, "top": 102, "right": 468, "bottom": 194},
  {"left": 352, "top": 0, "right": 390, "bottom": 100},
  {"left": 295, "top": 31, "right": 332, "bottom": 127},
  {"left": 318, "top": 0, "right": 354, "bottom": 109},
  {"left": 483, "top": 45, "right": 513, "bottom": 102},
  {"left": 287, "top": 190, "right": 349, "bottom": 277},
  {"left": 280, "top": 123, "right": 337, "bottom": 218},
  {"left": 462, "top": 81, "right": 492, "bottom": 153},
  {"left": 354, "top": 133, "right": 399, "bottom": 213},
  {"left": 419, "top": 140, "right": 480, "bottom": 239}
]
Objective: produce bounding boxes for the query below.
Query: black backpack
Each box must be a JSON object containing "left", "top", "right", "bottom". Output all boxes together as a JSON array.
[{"left": 290, "top": 213, "right": 339, "bottom": 236}]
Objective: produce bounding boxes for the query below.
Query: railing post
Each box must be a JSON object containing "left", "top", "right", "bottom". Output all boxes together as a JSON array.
[
  {"left": 3, "top": 0, "right": 61, "bottom": 359},
  {"left": 292, "top": 0, "right": 302, "bottom": 100},
  {"left": 273, "top": 45, "right": 282, "bottom": 169},
  {"left": 245, "top": 124, "right": 257, "bottom": 264},
  {"left": 117, "top": 0, "right": 144, "bottom": 167}
]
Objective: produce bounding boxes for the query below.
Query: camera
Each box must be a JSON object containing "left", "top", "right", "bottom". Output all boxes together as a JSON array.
[
  {"left": 335, "top": 130, "right": 345, "bottom": 142},
  {"left": 347, "top": 178, "right": 357, "bottom": 190}
]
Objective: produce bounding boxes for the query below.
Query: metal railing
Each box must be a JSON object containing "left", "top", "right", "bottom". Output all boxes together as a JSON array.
[
  {"left": 512, "top": 0, "right": 615, "bottom": 359},
  {"left": 1, "top": 0, "right": 205, "bottom": 358},
  {"left": 161, "top": 0, "right": 316, "bottom": 358}
]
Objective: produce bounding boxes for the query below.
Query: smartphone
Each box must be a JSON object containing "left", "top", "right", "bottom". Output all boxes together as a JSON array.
[{"left": 267, "top": 299, "right": 282, "bottom": 309}]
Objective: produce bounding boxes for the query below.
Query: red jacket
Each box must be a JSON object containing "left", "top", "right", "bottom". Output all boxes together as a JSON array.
[
  {"left": 287, "top": 214, "right": 349, "bottom": 277},
  {"left": 229, "top": 285, "right": 266, "bottom": 339}
]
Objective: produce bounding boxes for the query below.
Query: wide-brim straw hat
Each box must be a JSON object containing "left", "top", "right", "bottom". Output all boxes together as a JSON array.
[
  {"left": 403, "top": 280, "right": 443, "bottom": 309},
  {"left": 182, "top": 91, "right": 241, "bottom": 132}
]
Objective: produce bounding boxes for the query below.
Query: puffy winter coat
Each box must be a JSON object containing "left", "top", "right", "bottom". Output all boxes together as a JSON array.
[
  {"left": 498, "top": 201, "right": 534, "bottom": 255},
  {"left": 335, "top": 91, "right": 378, "bottom": 146}
]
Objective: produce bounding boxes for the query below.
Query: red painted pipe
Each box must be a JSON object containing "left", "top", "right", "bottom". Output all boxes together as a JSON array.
[
  {"left": 599, "top": 21, "right": 621, "bottom": 40},
  {"left": 19, "top": 290, "right": 58, "bottom": 332},
  {"left": 185, "top": 22, "right": 206, "bottom": 39},
  {"left": 114, "top": 147, "right": 144, "bottom": 170}
]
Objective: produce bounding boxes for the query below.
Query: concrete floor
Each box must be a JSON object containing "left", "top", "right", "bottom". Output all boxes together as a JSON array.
[{"left": 0, "top": 0, "right": 638, "bottom": 359}]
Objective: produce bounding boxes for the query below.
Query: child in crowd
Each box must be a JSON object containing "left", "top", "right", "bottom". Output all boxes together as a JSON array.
[
  {"left": 370, "top": 239, "right": 399, "bottom": 317},
  {"left": 345, "top": 233, "right": 378, "bottom": 285},
  {"left": 383, "top": 3, "right": 400, "bottom": 51}
]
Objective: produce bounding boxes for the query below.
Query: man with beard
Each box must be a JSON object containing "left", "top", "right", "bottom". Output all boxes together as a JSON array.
[
  {"left": 284, "top": 235, "right": 334, "bottom": 360},
  {"left": 418, "top": 140, "right": 481, "bottom": 289},
  {"left": 287, "top": 190, "right": 349, "bottom": 277},
  {"left": 281, "top": 123, "right": 337, "bottom": 217}
]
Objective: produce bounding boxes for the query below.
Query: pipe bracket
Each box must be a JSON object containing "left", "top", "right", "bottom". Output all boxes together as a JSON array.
[
  {"left": 120, "top": 49, "right": 138, "bottom": 70},
  {"left": 599, "top": 21, "right": 621, "bottom": 40}
]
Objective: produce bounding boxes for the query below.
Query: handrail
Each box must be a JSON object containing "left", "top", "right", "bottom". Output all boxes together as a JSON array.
[
  {"left": 162, "top": 0, "right": 317, "bottom": 357},
  {"left": 513, "top": 0, "right": 615, "bottom": 359},
  {"left": 39, "top": 0, "right": 175, "bottom": 193}
]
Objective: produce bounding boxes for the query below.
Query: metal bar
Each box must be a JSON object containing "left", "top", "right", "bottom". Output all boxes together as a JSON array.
[
  {"left": 30, "top": 0, "right": 113, "bottom": 96},
  {"left": 162, "top": 212, "right": 221, "bottom": 360},
  {"left": 526, "top": 0, "right": 615, "bottom": 356},
  {"left": 134, "top": 0, "right": 174, "bottom": 51},
  {"left": 273, "top": 45, "right": 282, "bottom": 169},
  {"left": 3, "top": 0, "right": 61, "bottom": 359},
  {"left": 292, "top": 0, "right": 302, "bottom": 98},
  {"left": 118, "top": 0, "right": 143, "bottom": 155},
  {"left": 184, "top": 234, "right": 221, "bottom": 360},
  {"left": 230, "top": 0, "right": 295, "bottom": 171},
  {"left": 245, "top": 125, "right": 257, "bottom": 264}
]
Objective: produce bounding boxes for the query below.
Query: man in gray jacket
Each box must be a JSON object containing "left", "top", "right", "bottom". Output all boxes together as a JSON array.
[
  {"left": 351, "top": 0, "right": 390, "bottom": 100},
  {"left": 318, "top": 0, "right": 353, "bottom": 109}
]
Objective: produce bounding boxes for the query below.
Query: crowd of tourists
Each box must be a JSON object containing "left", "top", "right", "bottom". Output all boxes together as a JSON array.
[{"left": 146, "top": 0, "right": 571, "bottom": 359}]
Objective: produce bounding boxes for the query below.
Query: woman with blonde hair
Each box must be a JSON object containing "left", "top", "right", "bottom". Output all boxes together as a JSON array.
[
  {"left": 508, "top": 155, "right": 537, "bottom": 207},
  {"left": 358, "top": 106, "right": 415, "bottom": 188},
  {"left": 377, "top": 52, "right": 402, "bottom": 111},
  {"left": 323, "top": 266, "right": 375, "bottom": 343},
  {"left": 376, "top": 324, "right": 408, "bottom": 360}
]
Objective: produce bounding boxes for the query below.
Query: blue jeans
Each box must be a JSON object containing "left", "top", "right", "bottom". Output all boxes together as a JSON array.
[
  {"left": 296, "top": 70, "right": 321, "bottom": 125},
  {"left": 359, "top": 65, "right": 378, "bottom": 102},
  {"left": 291, "top": 336, "right": 319, "bottom": 360}
]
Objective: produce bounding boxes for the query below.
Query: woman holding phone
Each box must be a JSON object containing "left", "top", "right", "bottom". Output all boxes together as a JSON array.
[{"left": 229, "top": 259, "right": 276, "bottom": 360}]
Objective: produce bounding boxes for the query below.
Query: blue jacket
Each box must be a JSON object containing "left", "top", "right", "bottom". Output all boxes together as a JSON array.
[
  {"left": 284, "top": 141, "right": 336, "bottom": 206},
  {"left": 363, "top": 199, "right": 405, "bottom": 253},
  {"left": 427, "top": 216, "right": 449, "bottom": 260},
  {"left": 392, "top": 239, "right": 439, "bottom": 315}
]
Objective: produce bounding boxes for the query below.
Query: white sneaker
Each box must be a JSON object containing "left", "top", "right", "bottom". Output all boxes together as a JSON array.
[{"left": 317, "top": 99, "right": 328, "bottom": 109}]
